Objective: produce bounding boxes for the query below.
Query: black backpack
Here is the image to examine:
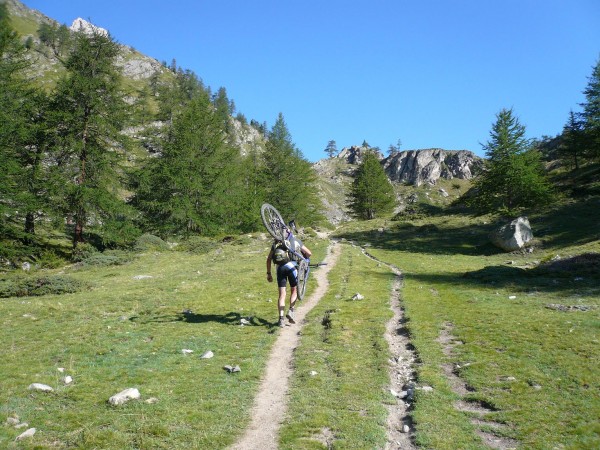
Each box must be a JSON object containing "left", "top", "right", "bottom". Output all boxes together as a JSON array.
[{"left": 272, "top": 241, "right": 291, "bottom": 265}]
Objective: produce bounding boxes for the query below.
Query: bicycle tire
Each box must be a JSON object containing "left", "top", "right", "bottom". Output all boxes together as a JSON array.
[
  {"left": 261, "top": 203, "right": 287, "bottom": 241},
  {"left": 297, "top": 259, "right": 309, "bottom": 301}
]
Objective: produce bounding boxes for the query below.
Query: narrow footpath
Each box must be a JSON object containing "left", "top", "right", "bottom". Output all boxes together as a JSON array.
[{"left": 229, "top": 242, "right": 342, "bottom": 450}]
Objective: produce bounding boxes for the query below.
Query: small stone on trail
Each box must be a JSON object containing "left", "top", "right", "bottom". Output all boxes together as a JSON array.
[
  {"left": 15, "top": 428, "right": 36, "bottom": 441},
  {"left": 28, "top": 383, "right": 53, "bottom": 392},
  {"left": 109, "top": 388, "right": 140, "bottom": 406},
  {"left": 402, "top": 424, "right": 410, "bottom": 433},
  {"left": 240, "top": 318, "right": 251, "bottom": 325},
  {"left": 200, "top": 351, "right": 214, "bottom": 359}
]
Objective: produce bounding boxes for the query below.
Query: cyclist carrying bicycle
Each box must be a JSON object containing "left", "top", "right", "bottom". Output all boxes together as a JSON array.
[{"left": 266, "top": 227, "right": 312, "bottom": 328}]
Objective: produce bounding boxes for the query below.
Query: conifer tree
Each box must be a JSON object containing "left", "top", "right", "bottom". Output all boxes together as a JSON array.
[
  {"left": 261, "top": 113, "right": 322, "bottom": 225},
  {"left": 467, "top": 108, "right": 553, "bottom": 214},
  {"left": 133, "top": 91, "right": 245, "bottom": 235},
  {"left": 49, "top": 28, "right": 135, "bottom": 246},
  {"left": 348, "top": 150, "right": 395, "bottom": 219},
  {"left": 580, "top": 58, "right": 600, "bottom": 160},
  {"left": 325, "top": 140, "right": 337, "bottom": 158}
]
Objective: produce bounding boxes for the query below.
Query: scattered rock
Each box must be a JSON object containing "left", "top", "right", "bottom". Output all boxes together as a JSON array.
[
  {"left": 14, "top": 422, "right": 29, "bottom": 429},
  {"left": 182, "top": 349, "right": 194, "bottom": 355},
  {"left": 402, "top": 424, "right": 410, "bottom": 433},
  {"left": 310, "top": 370, "right": 318, "bottom": 376},
  {"left": 418, "top": 385, "right": 434, "bottom": 392},
  {"left": 15, "top": 428, "right": 36, "bottom": 441},
  {"left": 145, "top": 397, "right": 159, "bottom": 404},
  {"left": 546, "top": 304, "right": 595, "bottom": 312},
  {"left": 5, "top": 417, "right": 20, "bottom": 426},
  {"left": 132, "top": 275, "right": 153, "bottom": 280},
  {"left": 108, "top": 388, "right": 140, "bottom": 406},
  {"left": 28, "top": 383, "right": 53, "bottom": 392},
  {"left": 57, "top": 368, "right": 65, "bottom": 373},
  {"left": 62, "top": 376, "right": 73, "bottom": 385},
  {"left": 200, "top": 351, "right": 214, "bottom": 359},
  {"left": 240, "top": 318, "right": 251, "bottom": 325},
  {"left": 223, "top": 365, "right": 241, "bottom": 373},
  {"left": 21, "top": 262, "right": 31, "bottom": 271},
  {"left": 351, "top": 293, "right": 364, "bottom": 301}
]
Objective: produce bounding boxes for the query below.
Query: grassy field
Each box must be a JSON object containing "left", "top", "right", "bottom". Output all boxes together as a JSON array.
[
  {"left": 1, "top": 190, "right": 599, "bottom": 449},
  {"left": 335, "top": 194, "right": 600, "bottom": 449},
  {"left": 0, "top": 234, "right": 329, "bottom": 449}
]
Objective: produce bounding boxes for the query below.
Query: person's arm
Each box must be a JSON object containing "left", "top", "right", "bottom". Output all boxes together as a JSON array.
[
  {"left": 266, "top": 249, "right": 273, "bottom": 282},
  {"left": 301, "top": 245, "right": 312, "bottom": 259}
]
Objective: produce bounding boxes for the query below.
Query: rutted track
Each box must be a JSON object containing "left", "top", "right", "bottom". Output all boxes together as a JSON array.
[{"left": 229, "top": 242, "right": 341, "bottom": 450}]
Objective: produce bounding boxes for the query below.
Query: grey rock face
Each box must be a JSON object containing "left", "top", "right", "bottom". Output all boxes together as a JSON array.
[{"left": 383, "top": 149, "right": 483, "bottom": 186}]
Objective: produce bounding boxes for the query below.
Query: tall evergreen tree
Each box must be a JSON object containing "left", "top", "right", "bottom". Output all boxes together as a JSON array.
[
  {"left": 325, "top": 140, "right": 337, "bottom": 158},
  {"left": 261, "top": 113, "right": 322, "bottom": 225},
  {"left": 560, "top": 111, "right": 585, "bottom": 170},
  {"left": 580, "top": 58, "right": 600, "bottom": 160},
  {"left": 467, "top": 108, "right": 553, "bottom": 214},
  {"left": 49, "top": 28, "right": 135, "bottom": 246},
  {"left": 348, "top": 150, "right": 395, "bottom": 220},
  {"left": 133, "top": 91, "right": 244, "bottom": 236}
]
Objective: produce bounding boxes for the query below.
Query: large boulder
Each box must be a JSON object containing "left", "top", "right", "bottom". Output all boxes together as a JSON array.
[{"left": 489, "top": 217, "right": 533, "bottom": 252}]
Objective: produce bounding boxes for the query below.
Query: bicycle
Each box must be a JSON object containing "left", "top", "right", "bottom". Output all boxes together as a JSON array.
[{"left": 260, "top": 203, "right": 324, "bottom": 301}]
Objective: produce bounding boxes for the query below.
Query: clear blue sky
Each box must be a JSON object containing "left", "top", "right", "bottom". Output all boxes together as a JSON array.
[{"left": 22, "top": 0, "right": 600, "bottom": 162}]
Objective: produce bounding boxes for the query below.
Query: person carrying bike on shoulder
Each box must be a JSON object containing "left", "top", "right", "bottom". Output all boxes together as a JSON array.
[{"left": 266, "top": 230, "right": 312, "bottom": 328}]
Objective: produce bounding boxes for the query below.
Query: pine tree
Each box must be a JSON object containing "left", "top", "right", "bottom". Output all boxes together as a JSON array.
[
  {"left": 133, "top": 91, "right": 244, "bottom": 236},
  {"left": 348, "top": 150, "right": 395, "bottom": 219},
  {"left": 325, "top": 140, "right": 337, "bottom": 158},
  {"left": 468, "top": 108, "right": 553, "bottom": 214},
  {"left": 49, "top": 28, "right": 135, "bottom": 247},
  {"left": 261, "top": 113, "right": 322, "bottom": 225},
  {"left": 580, "top": 58, "right": 600, "bottom": 160},
  {"left": 560, "top": 111, "right": 585, "bottom": 170}
]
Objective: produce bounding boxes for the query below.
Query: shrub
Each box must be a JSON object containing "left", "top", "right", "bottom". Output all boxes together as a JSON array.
[
  {"left": 176, "top": 236, "right": 219, "bottom": 254},
  {"left": 72, "top": 242, "right": 98, "bottom": 262},
  {"left": 392, "top": 205, "right": 426, "bottom": 221},
  {"left": 0, "top": 275, "right": 88, "bottom": 298},
  {"left": 36, "top": 251, "right": 67, "bottom": 269},
  {"left": 79, "top": 250, "right": 133, "bottom": 267},
  {"left": 134, "top": 234, "right": 170, "bottom": 252}
]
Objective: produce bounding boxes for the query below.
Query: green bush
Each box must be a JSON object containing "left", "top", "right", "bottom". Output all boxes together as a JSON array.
[
  {"left": 79, "top": 250, "right": 133, "bottom": 267},
  {"left": 72, "top": 242, "right": 98, "bottom": 262},
  {"left": 0, "top": 275, "right": 88, "bottom": 298},
  {"left": 176, "top": 236, "right": 219, "bottom": 254},
  {"left": 36, "top": 250, "right": 67, "bottom": 269},
  {"left": 134, "top": 234, "right": 170, "bottom": 252}
]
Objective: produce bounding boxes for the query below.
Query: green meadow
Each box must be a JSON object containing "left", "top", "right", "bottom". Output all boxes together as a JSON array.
[{"left": 1, "top": 194, "right": 599, "bottom": 449}]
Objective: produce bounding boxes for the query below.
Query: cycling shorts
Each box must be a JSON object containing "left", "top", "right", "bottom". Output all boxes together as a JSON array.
[{"left": 276, "top": 261, "right": 298, "bottom": 288}]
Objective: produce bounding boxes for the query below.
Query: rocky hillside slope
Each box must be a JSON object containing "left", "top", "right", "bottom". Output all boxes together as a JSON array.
[{"left": 313, "top": 146, "right": 483, "bottom": 224}]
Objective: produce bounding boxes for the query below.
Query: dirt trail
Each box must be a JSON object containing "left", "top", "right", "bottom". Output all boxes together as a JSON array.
[{"left": 229, "top": 242, "right": 341, "bottom": 450}]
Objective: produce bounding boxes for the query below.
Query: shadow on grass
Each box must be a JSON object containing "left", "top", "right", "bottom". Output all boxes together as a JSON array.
[
  {"left": 408, "top": 256, "right": 600, "bottom": 295},
  {"left": 130, "top": 310, "right": 275, "bottom": 328},
  {"left": 336, "top": 221, "right": 500, "bottom": 257}
]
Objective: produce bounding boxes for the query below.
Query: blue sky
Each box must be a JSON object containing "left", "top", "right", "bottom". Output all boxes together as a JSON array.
[{"left": 22, "top": 0, "right": 600, "bottom": 162}]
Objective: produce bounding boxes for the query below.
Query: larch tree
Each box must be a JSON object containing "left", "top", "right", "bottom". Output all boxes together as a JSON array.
[
  {"left": 468, "top": 108, "right": 553, "bottom": 214},
  {"left": 348, "top": 150, "right": 395, "bottom": 220},
  {"left": 49, "top": 27, "right": 134, "bottom": 247}
]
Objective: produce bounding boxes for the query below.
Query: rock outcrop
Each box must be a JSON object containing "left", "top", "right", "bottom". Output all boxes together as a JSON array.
[
  {"left": 383, "top": 149, "right": 483, "bottom": 186},
  {"left": 336, "top": 145, "right": 384, "bottom": 165}
]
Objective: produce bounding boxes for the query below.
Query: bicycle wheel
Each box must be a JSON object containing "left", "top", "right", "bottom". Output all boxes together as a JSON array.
[
  {"left": 261, "top": 203, "right": 286, "bottom": 241},
  {"left": 297, "top": 259, "right": 309, "bottom": 301}
]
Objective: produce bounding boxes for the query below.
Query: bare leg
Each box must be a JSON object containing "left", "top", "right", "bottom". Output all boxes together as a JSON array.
[
  {"left": 289, "top": 286, "right": 298, "bottom": 310},
  {"left": 278, "top": 287, "right": 286, "bottom": 319}
]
